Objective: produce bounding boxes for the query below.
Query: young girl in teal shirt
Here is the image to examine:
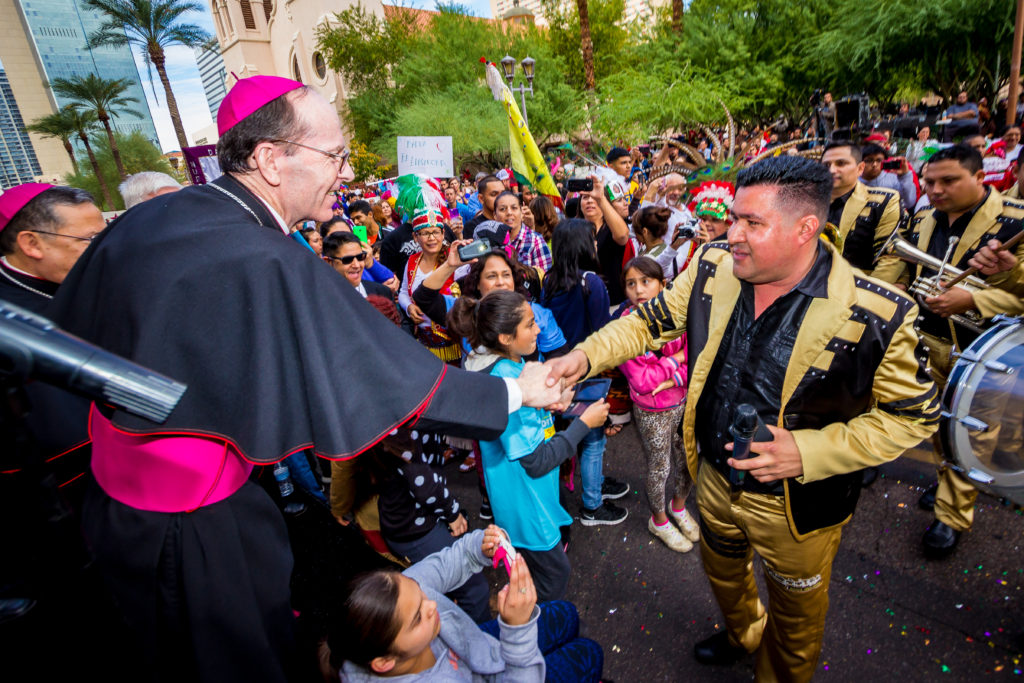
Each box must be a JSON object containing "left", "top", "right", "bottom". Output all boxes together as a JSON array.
[{"left": 448, "top": 290, "right": 608, "bottom": 601}]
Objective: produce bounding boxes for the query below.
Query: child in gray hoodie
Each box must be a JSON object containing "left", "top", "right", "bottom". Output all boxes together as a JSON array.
[{"left": 330, "top": 527, "right": 602, "bottom": 682}]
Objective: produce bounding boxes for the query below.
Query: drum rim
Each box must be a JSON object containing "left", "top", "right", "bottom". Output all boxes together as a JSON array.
[{"left": 941, "top": 317, "right": 1024, "bottom": 499}]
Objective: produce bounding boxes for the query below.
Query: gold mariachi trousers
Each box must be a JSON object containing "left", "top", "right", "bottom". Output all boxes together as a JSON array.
[
  {"left": 920, "top": 332, "right": 978, "bottom": 531},
  {"left": 696, "top": 463, "right": 843, "bottom": 683}
]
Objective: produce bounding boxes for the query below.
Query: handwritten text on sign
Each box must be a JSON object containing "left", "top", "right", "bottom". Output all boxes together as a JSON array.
[{"left": 397, "top": 136, "right": 454, "bottom": 177}]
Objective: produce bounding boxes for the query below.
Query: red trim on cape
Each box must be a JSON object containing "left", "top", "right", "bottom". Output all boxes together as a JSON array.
[{"left": 84, "top": 363, "right": 449, "bottom": 465}]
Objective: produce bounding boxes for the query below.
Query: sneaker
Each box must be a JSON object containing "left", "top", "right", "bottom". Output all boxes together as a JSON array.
[
  {"left": 580, "top": 501, "right": 628, "bottom": 526},
  {"left": 668, "top": 505, "right": 700, "bottom": 543},
  {"left": 479, "top": 503, "right": 493, "bottom": 521},
  {"left": 459, "top": 454, "right": 477, "bottom": 472},
  {"left": 601, "top": 476, "right": 629, "bottom": 501},
  {"left": 648, "top": 517, "right": 693, "bottom": 552}
]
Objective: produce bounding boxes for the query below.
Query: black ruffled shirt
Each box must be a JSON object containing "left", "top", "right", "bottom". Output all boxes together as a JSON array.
[{"left": 696, "top": 243, "right": 832, "bottom": 494}]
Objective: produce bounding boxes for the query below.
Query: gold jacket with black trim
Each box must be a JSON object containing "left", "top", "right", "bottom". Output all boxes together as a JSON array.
[
  {"left": 838, "top": 182, "right": 903, "bottom": 282},
  {"left": 897, "top": 189, "right": 1024, "bottom": 323},
  {"left": 578, "top": 242, "right": 940, "bottom": 540}
]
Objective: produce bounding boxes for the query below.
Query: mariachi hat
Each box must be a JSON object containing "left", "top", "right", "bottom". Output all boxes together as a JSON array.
[
  {"left": 692, "top": 181, "right": 734, "bottom": 221},
  {"left": 217, "top": 75, "right": 304, "bottom": 136},
  {"left": 394, "top": 173, "right": 446, "bottom": 231},
  {"left": 0, "top": 182, "right": 54, "bottom": 233}
]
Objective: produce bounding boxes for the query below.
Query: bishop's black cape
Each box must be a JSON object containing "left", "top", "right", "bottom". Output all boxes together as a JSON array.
[{"left": 47, "top": 175, "right": 509, "bottom": 464}]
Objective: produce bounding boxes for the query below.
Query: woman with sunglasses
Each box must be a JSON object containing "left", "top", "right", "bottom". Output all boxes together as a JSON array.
[{"left": 323, "top": 232, "right": 393, "bottom": 299}]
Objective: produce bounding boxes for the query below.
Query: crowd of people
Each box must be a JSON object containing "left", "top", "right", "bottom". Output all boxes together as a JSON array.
[{"left": 0, "top": 73, "right": 1022, "bottom": 683}]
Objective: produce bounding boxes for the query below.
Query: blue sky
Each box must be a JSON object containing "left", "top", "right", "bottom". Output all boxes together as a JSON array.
[{"left": 139, "top": 1, "right": 495, "bottom": 151}]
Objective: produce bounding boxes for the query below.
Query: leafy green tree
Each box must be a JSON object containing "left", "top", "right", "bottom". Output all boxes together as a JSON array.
[
  {"left": 541, "top": 0, "right": 628, "bottom": 93},
  {"left": 320, "top": 4, "right": 585, "bottom": 166},
  {"left": 25, "top": 106, "right": 81, "bottom": 175},
  {"left": 807, "top": 0, "right": 1014, "bottom": 105},
  {"left": 591, "top": 63, "right": 736, "bottom": 142},
  {"left": 51, "top": 74, "right": 140, "bottom": 180},
  {"left": 64, "top": 131, "right": 176, "bottom": 211},
  {"left": 321, "top": 0, "right": 1016, "bottom": 162},
  {"left": 60, "top": 107, "right": 115, "bottom": 210},
  {"left": 348, "top": 141, "right": 393, "bottom": 182},
  {"left": 84, "top": 0, "right": 211, "bottom": 151},
  {"left": 675, "top": 0, "right": 831, "bottom": 127}
]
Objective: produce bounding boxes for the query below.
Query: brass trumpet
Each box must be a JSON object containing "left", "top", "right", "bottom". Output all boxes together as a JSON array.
[{"left": 876, "top": 229, "right": 989, "bottom": 333}]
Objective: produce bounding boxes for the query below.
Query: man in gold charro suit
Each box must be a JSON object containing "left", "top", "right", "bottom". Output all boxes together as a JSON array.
[
  {"left": 888, "top": 144, "right": 1024, "bottom": 557},
  {"left": 821, "top": 141, "right": 904, "bottom": 282},
  {"left": 545, "top": 156, "right": 939, "bottom": 682}
]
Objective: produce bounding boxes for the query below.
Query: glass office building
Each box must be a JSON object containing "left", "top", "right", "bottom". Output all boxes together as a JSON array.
[
  {"left": 0, "top": 61, "right": 44, "bottom": 189},
  {"left": 195, "top": 44, "right": 227, "bottom": 121},
  {"left": 15, "top": 0, "right": 158, "bottom": 144}
]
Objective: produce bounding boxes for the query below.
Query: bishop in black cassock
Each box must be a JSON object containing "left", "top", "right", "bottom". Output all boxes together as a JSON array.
[{"left": 46, "top": 77, "right": 551, "bottom": 682}]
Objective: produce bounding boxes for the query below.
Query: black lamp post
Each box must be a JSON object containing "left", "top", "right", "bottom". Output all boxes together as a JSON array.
[{"left": 500, "top": 54, "right": 535, "bottom": 126}]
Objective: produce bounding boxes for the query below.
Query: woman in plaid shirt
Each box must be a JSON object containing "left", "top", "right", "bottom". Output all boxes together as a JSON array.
[{"left": 494, "top": 191, "right": 553, "bottom": 272}]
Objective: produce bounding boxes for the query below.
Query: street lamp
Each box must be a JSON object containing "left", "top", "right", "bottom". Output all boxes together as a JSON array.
[{"left": 500, "top": 54, "right": 535, "bottom": 126}]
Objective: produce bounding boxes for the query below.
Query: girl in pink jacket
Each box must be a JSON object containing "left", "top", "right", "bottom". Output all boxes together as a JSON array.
[{"left": 615, "top": 257, "right": 698, "bottom": 553}]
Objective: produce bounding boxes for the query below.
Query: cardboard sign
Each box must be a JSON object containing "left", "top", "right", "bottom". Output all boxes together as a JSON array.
[{"left": 397, "top": 137, "right": 454, "bottom": 177}]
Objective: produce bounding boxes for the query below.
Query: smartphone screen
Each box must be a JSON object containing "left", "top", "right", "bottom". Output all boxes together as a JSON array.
[
  {"left": 458, "top": 239, "right": 490, "bottom": 261},
  {"left": 573, "top": 378, "right": 611, "bottom": 403},
  {"left": 566, "top": 178, "right": 594, "bottom": 192}
]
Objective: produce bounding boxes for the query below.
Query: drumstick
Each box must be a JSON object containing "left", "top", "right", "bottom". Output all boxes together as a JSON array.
[{"left": 942, "top": 229, "right": 1024, "bottom": 288}]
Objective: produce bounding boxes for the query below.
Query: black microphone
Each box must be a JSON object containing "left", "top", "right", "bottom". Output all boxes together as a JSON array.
[
  {"left": 728, "top": 403, "right": 770, "bottom": 485},
  {"left": 0, "top": 300, "right": 186, "bottom": 424}
]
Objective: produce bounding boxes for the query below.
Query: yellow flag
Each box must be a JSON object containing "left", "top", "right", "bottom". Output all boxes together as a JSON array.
[{"left": 483, "top": 60, "right": 562, "bottom": 208}]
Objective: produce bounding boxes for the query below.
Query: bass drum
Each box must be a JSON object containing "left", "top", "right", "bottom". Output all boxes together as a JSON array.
[{"left": 940, "top": 316, "right": 1024, "bottom": 505}]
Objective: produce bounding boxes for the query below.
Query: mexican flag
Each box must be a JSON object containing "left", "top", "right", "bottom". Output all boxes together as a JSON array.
[{"left": 481, "top": 58, "right": 563, "bottom": 209}]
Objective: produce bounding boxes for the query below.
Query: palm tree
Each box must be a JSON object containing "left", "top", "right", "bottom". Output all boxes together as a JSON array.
[
  {"left": 51, "top": 74, "right": 140, "bottom": 180},
  {"left": 576, "top": 0, "right": 595, "bottom": 91},
  {"left": 66, "top": 108, "right": 115, "bottom": 210},
  {"left": 83, "top": 0, "right": 211, "bottom": 152},
  {"left": 25, "top": 106, "right": 81, "bottom": 175}
]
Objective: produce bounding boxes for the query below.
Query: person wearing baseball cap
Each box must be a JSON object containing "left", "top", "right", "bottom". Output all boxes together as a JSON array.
[
  {"left": 44, "top": 75, "right": 563, "bottom": 681},
  {"left": 0, "top": 183, "right": 102, "bottom": 312}
]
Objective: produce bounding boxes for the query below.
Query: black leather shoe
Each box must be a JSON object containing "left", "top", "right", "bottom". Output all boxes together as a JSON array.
[
  {"left": 918, "top": 483, "right": 938, "bottom": 511},
  {"left": 693, "top": 630, "right": 747, "bottom": 665},
  {"left": 923, "top": 520, "right": 961, "bottom": 558}
]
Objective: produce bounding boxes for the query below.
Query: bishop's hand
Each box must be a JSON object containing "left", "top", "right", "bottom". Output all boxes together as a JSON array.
[{"left": 516, "top": 361, "right": 565, "bottom": 409}]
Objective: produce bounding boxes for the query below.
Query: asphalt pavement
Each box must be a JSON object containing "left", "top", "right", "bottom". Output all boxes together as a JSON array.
[{"left": 451, "top": 423, "right": 1024, "bottom": 682}]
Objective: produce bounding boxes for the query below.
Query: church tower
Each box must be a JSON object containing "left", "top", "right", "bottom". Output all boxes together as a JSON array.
[{"left": 207, "top": 0, "right": 385, "bottom": 142}]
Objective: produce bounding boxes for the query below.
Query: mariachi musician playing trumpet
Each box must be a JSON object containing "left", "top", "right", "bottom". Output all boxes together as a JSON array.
[{"left": 880, "top": 144, "right": 1024, "bottom": 558}]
